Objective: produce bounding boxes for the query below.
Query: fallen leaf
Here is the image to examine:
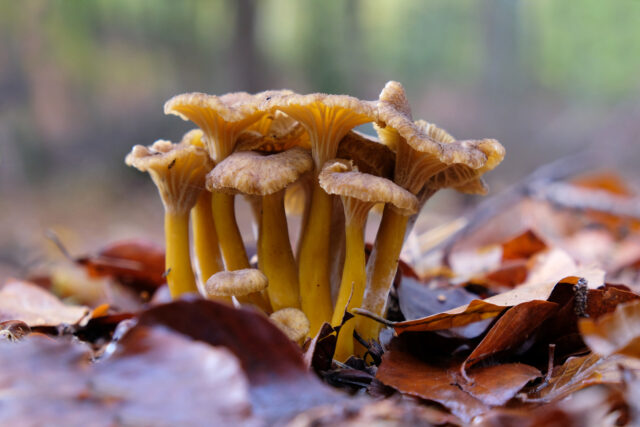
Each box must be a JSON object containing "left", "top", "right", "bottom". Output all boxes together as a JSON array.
[
  {"left": 463, "top": 300, "right": 559, "bottom": 372},
  {"left": 135, "top": 299, "right": 343, "bottom": 423},
  {"left": 461, "top": 363, "right": 541, "bottom": 406},
  {"left": 501, "top": 229, "right": 547, "bottom": 261},
  {"left": 78, "top": 239, "right": 166, "bottom": 294},
  {"left": 579, "top": 299, "right": 640, "bottom": 359},
  {"left": 376, "top": 339, "right": 540, "bottom": 423},
  {"left": 94, "top": 325, "right": 256, "bottom": 426},
  {"left": 0, "top": 279, "right": 89, "bottom": 327},
  {"left": 0, "top": 327, "right": 256, "bottom": 426},
  {"left": 397, "top": 276, "right": 477, "bottom": 321},
  {"left": 528, "top": 353, "right": 640, "bottom": 402},
  {"left": 376, "top": 340, "right": 488, "bottom": 423}
]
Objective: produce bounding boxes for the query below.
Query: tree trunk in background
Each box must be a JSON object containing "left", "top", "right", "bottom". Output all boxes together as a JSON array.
[{"left": 231, "top": 0, "right": 261, "bottom": 92}]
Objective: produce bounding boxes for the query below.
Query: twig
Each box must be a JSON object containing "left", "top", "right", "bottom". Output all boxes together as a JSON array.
[{"left": 352, "top": 308, "right": 396, "bottom": 327}]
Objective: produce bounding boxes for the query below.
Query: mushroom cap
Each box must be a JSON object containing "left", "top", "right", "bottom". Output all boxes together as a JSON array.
[
  {"left": 125, "top": 140, "right": 213, "bottom": 214},
  {"left": 204, "top": 268, "right": 268, "bottom": 297},
  {"left": 337, "top": 130, "right": 395, "bottom": 179},
  {"left": 164, "top": 92, "right": 267, "bottom": 162},
  {"left": 236, "top": 110, "right": 310, "bottom": 153},
  {"left": 180, "top": 128, "right": 205, "bottom": 148},
  {"left": 207, "top": 147, "right": 313, "bottom": 196},
  {"left": 261, "top": 91, "right": 377, "bottom": 169},
  {"left": 423, "top": 134, "right": 505, "bottom": 194},
  {"left": 269, "top": 308, "right": 310, "bottom": 343},
  {"left": 319, "top": 159, "right": 418, "bottom": 216},
  {"left": 377, "top": 82, "right": 487, "bottom": 168}
]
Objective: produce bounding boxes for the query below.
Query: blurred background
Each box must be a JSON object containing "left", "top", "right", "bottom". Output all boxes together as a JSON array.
[{"left": 2, "top": 0, "right": 640, "bottom": 280}]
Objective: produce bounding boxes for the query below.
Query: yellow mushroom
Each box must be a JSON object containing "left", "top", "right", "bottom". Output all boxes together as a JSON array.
[
  {"left": 270, "top": 308, "right": 310, "bottom": 345},
  {"left": 125, "top": 140, "right": 212, "bottom": 298},
  {"left": 358, "top": 81, "right": 504, "bottom": 344},
  {"left": 262, "top": 91, "right": 377, "bottom": 335},
  {"left": 207, "top": 148, "right": 313, "bottom": 311},
  {"left": 164, "top": 91, "right": 269, "bottom": 272},
  {"left": 180, "top": 129, "right": 225, "bottom": 295},
  {"left": 319, "top": 159, "right": 417, "bottom": 361},
  {"left": 204, "top": 268, "right": 269, "bottom": 310}
]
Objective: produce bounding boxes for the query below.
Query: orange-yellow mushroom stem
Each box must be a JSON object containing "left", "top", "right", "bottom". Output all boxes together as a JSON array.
[
  {"left": 332, "top": 215, "right": 367, "bottom": 361},
  {"left": 165, "top": 211, "right": 198, "bottom": 297},
  {"left": 297, "top": 181, "right": 334, "bottom": 335},
  {"left": 191, "top": 191, "right": 226, "bottom": 300},
  {"left": 260, "top": 191, "right": 300, "bottom": 310},
  {"left": 356, "top": 205, "right": 409, "bottom": 344}
]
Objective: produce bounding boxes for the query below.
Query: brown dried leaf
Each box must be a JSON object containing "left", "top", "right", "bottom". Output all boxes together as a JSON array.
[
  {"left": 376, "top": 339, "right": 540, "bottom": 423},
  {"left": 463, "top": 300, "right": 559, "bottom": 371},
  {"left": 529, "top": 353, "right": 640, "bottom": 402},
  {"left": 395, "top": 249, "right": 603, "bottom": 335},
  {"left": 579, "top": 299, "right": 640, "bottom": 359},
  {"left": 0, "top": 328, "right": 256, "bottom": 426},
  {"left": 135, "top": 299, "right": 342, "bottom": 423},
  {"left": 0, "top": 279, "right": 89, "bottom": 327},
  {"left": 501, "top": 229, "right": 547, "bottom": 261},
  {"left": 78, "top": 239, "right": 166, "bottom": 294},
  {"left": 461, "top": 363, "right": 541, "bottom": 406}
]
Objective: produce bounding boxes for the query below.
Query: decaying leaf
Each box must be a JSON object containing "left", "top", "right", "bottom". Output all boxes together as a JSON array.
[
  {"left": 463, "top": 300, "right": 559, "bottom": 372},
  {"left": 0, "top": 279, "right": 90, "bottom": 327},
  {"left": 527, "top": 353, "right": 640, "bottom": 402},
  {"left": 501, "top": 229, "right": 547, "bottom": 261},
  {"left": 579, "top": 299, "right": 640, "bottom": 359},
  {"left": 376, "top": 339, "right": 540, "bottom": 423},
  {"left": 78, "top": 239, "right": 166, "bottom": 294},
  {"left": 134, "top": 299, "right": 343, "bottom": 423},
  {"left": 0, "top": 327, "right": 256, "bottom": 426}
]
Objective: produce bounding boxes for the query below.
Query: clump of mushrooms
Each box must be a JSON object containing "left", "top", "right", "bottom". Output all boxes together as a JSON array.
[{"left": 124, "top": 81, "right": 504, "bottom": 356}]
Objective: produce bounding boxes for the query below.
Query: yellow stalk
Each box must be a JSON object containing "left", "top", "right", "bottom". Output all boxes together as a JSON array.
[
  {"left": 332, "top": 218, "right": 366, "bottom": 362},
  {"left": 356, "top": 205, "right": 409, "bottom": 344},
  {"left": 165, "top": 211, "right": 198, "bottom": 298},
  {"left": 211, "top": 191, "right": 271, "bottom": 312},
  {"left": 260, "top": 191, "right": 300, "bottom": 310},
  {"left": 211, "top": 191, "right": 250, "bottom": 270},
  {"left": 191, "top": 191, "right": 227, "bottom": 301},
  {"left": 298, "top": 181, "right": 333, "bottom": 335}
]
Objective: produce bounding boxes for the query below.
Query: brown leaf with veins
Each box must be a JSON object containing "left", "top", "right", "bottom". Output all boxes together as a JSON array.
[
  {"left": 579, "top": 299, "right": 640, "bottom": 359},
  {"left": 463, "top": 300, "right": 559, "bottom": 372},
  {"left": 528, "top": 353, "right": 640, "bottom": 402},
  {"left": 136, "top": 299, "right": 342, "bottom": 423},
  {"left": 0, "top": 279, "right": 89, "bottom": 327},
  {"left": 376, "top": 339, "right": 540, "bottom": 423},
  {"left": 0, "top": 327, "right": 256, "bottom": 426}
]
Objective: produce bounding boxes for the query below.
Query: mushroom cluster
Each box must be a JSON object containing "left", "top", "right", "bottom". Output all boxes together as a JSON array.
[{"left": 126, "top": 81, "right": 505, "bottom": 360}]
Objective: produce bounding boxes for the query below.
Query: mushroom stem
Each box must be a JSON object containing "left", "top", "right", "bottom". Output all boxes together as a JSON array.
[
  {"left": 164, "top": 211, "right": 198, "bottom": 297},
  {"left": 332, "top": 213, "right": 367, "bottom": 361},
  {"left": 297, "top": 180, "right": 334, "bottom": 335},
  {"left": 260, "top": 190, "right": 300, "bottom": 310},
  {"left": 356, "top": 205, "right": 409, "bottom": 344},
  {"left": 211, "top": 191, "right": 250, "bottom": 271},
  {"left": 211, "top": 191, "right": 271, "bottom": 312},
  {"left": 191, "top": 191, "right": 226, "bottom": 294}
]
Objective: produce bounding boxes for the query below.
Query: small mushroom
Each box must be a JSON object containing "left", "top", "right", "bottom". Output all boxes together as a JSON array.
[
  {"left": 164, "top": 91, "right": 269, "bottom": 273},
  {"left": 207, "top": 147, "right": 313, "bottom": 311},
  {"left": 319, "top": 159, "right": 417, "bottom": 360},
  {"left": 204, "top": 268, "right": 268, "bottom": 310},
  {"left": 180, "top": 129, "right": 225, "bottom": 294},
  {"left": 125, "top": 139, "right": 212, "bottom": 298},
  {"left": 270, "top": 308, "right": 310, "bottom": 344},
  {"left": 358, "top": 81, "right": 503, "bottom": 343},
  {"left": 262, "top": 91, "right": 377, "bottom": 335}
]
